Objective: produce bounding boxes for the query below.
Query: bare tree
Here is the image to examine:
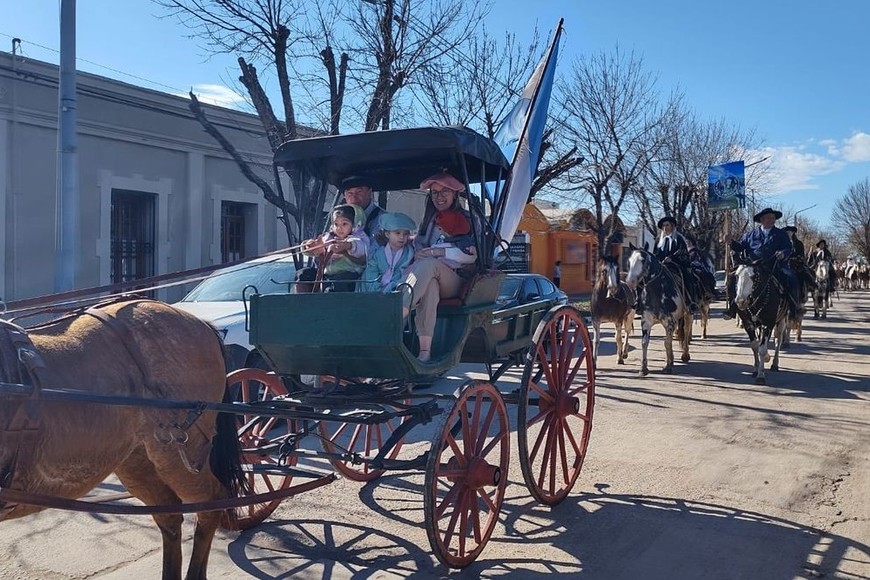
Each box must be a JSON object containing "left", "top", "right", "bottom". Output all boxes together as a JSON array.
[
  {"left": 561, "top": 47, "right": 670, "bottom": 258},
  {"left": 156, "top": 0, "right": 484, "bottom": 253},
  {"left": 634, "top": 109, "right": 768, "bottom": 264},
  {"left": 834, "top": 177, "right": 870, "bottom": 260}
]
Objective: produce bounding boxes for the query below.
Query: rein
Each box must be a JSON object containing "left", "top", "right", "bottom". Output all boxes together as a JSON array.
[{"left": 739, "top": 264, "right": 781, "bottom": 322}]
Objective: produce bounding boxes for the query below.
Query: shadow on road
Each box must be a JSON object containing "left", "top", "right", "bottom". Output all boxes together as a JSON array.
[{"left": 225, "top": 476, "right": 870, "bottom": 579}]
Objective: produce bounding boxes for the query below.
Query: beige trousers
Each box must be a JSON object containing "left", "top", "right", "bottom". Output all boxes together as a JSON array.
[{"left": 404, "top": 257, "right": 464, "bottom": 339}]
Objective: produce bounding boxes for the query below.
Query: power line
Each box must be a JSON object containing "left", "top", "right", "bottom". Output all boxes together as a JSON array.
[
  {"left": 0, "top": 31, "right": 189, "bottom": 95},
  {"left": 0, "top": 64, "right": 272, "bottom": 146}
]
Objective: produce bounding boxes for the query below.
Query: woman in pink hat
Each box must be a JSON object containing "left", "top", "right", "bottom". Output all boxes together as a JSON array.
[{"left": 403, "top": 172, "right": 477, "bottom": 362}]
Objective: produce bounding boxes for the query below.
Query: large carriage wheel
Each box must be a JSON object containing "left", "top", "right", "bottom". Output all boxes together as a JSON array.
[
  {"left": 517, "top": 305, "right": 595, "bottom": 506},
  {"left": 424, "top": 381, "right": 509, "bottom": 568},
  {"left": 222, "top": 368, "right": 297, "bottom": 530},
  {"left": 317, "top": 376, "right": 410, "bottom": 482}
]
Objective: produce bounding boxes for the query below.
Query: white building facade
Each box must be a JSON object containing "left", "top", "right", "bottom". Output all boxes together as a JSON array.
[{"left": 0, "top": 51, "right": 301, "bottom": 303}]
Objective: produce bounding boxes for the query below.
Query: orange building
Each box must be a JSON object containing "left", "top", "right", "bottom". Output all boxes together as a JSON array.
[{"left": 516, "top": 204, "right": 622, "bottom": 295}]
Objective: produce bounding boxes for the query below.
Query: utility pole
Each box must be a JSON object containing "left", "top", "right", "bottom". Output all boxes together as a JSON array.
[{"left": 55, "top": 0, "right": 78, "bottom": 291}]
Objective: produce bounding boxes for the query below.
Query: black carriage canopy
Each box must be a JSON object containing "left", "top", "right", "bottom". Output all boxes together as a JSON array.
[{"left": 273, "top": 126, "right": 511, "bottom": 192}]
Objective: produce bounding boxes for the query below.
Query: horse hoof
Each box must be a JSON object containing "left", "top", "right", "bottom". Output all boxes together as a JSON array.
[
  {"left": 640, "top": 368, "right": 649, "bottom": 377},
  {"left": 822, "top": 314, "right": 827, "bottom": 319},
  {"left": 770, "top": 364, "right": 779, "bottom": 371},
  {"left": 617, "top": 358, "right": 625, "bottom": 365},
  {"left": 681, "top": 354, "right": 690, "bottom": 363},
  {"left": 754, "top": 376, "right": 766, "bottom": 385}
]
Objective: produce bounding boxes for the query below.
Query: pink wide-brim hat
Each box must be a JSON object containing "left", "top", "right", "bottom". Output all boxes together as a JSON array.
[{"left": 420, "top": 172, "right": 466, "bottom": 193}]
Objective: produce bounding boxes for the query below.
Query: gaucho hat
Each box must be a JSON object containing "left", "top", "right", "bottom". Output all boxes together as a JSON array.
[
  {"left": 753, "top": 207, "right": 782, "bottom": 222},
  {"left": 657, "top": 216, "right": 677, "bottom": 229},
  {"left": 340, "top": 175, "right": 370, "bottom": 190},
  {"left": 816, "top": 239, "right": 827, "bottom": 248},
  {"left": 783, "top": 225, "right": 797, "bottom": 233}
]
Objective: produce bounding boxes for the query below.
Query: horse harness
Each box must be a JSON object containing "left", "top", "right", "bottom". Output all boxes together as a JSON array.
[
  {"left": 0, "top": 318, "right": 50, "bottom": 518},
  {"left": 740, "top": 266, "right": 786, "bottom": 323}
]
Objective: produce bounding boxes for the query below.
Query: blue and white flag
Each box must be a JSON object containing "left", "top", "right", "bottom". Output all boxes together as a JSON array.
[{"left": 491, "top": 20, "right": 563, "bottom": 247}]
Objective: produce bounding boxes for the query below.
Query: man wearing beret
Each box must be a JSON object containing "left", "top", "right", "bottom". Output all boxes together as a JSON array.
[
  {"left": 724, "top": 207, "right": 799, "bottom": 319},
  {"left": 340, "top": 176, "right": 385, "bottom": 238}
]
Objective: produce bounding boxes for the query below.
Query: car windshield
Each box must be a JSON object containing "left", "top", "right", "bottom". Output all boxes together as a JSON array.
[
  {"left": 181, "top": 259, "right": 296, "bottom": 302},
  {"left": 497, "top": 277, "right": 523, "bottom": 301}
]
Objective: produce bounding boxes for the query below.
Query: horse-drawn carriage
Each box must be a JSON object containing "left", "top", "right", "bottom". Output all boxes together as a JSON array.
[
  {"left": 223, "top": 124, "right": 596, "bottom": 567},
  {"left": 1, "top": 127, "right": 595, "bottom": 577}
]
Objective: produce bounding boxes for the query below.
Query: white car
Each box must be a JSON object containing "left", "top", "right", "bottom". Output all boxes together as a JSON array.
[
  {"left": 174, "top": 253, "right": 297, "bottom": 371},
  {"left": 714, "top": 270, "right": 727, "bottom": 300}
]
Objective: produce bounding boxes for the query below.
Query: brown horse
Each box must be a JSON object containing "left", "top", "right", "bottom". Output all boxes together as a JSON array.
[
  {"left": 0, "top": 298, "right": 245, "bottom": 580},
  {"left": 591, "top": 256, "right": 635, "bottom": 365}
]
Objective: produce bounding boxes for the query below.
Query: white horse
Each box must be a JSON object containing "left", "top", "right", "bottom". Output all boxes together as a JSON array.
[{"left": 813, "top": 259, "right": 830, "bottom": 319}]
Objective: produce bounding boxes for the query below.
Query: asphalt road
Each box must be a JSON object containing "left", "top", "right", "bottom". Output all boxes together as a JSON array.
[{"left": 1, "top": 293, "right": 868, "bottom": 579}]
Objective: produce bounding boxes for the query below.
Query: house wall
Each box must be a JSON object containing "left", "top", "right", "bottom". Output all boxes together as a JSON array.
[{"left": 0, "top": 52, "right": 287, "bottom": 303}]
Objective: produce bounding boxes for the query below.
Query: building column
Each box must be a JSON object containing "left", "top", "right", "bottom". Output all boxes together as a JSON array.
[
  {"left": 186, "top": 152, "right": 205, "bottom": 269},
  {"left": 0, "top": 120, "right": 8, "bottom": 299}
]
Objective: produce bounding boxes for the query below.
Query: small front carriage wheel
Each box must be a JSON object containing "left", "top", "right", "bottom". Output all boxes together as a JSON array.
[
  {"left": 317, "top": 376, "right": 410, "bottom": 482},
  {"left": 423, "top": 381, "right": 509, "bottom": 568},
  {"left": 518, "top": 305, "right": 595, "bottom": 506},
  {"left": 221, "top": 368, "right": 298, "bottom": 530}
]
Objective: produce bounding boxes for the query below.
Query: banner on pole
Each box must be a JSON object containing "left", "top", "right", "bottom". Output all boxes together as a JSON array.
[{"left": 708, "top": 161, "right": 746, "bottom": 211}]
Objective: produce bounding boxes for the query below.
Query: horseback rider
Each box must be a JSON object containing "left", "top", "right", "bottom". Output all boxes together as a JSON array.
[
  {"left": 808, "top": 239, "right": 836, "bottom": 293},
  {"left": 684, "top": 234, "right": 716, "bottom": 300},
  {"left": 654, "top": 216, "right": 699, "bottom": 313},
  {"left": 784, "top": 225, "right": 816, "bottom": 299},
  {"left": 724, "top": 207, "right": 800, "bottom": 319}
]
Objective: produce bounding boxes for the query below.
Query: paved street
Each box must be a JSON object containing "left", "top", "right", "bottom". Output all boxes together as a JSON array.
[{"left": 1, "top": 294, "right": 868, "bottom": 579}]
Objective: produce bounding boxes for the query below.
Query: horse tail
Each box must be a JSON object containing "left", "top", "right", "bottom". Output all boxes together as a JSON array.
[{"left": 209, "top": 387, "right": 252, "bottom": 510}]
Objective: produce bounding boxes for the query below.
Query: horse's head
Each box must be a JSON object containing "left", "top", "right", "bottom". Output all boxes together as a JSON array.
[
  {"left": 598, "top": 256, "right": 621, "bottom": 297},
  {"left": 816, "top": 259, "right": 829, "bottom": 282},
  {"left": 625, "top": 244, "right": 653, "bottom": 289},
  {"left": 734, "top": 264, "right": 756, "bottom": 310}
]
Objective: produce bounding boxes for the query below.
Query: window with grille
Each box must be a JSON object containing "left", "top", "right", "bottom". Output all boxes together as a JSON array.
[
  {"left": 221, "top": 201, "right": 246, "bottom": 263},
  {"left": 110, "top": 190, "right": 155, "bottom": 288}
]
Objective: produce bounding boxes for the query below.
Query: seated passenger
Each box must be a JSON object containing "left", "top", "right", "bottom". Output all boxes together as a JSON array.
[
  {"left": 402, "top": 172, "right": 477, "bottom": 362},
  {"left": 362, "top": 212, "right": 416, "bottom": 293},
  {"left": 297, "top": 204, "right": 369, "bottom": 293}
]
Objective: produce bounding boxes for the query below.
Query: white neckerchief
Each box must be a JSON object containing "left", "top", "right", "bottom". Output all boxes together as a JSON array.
[{"left": 658, "top": 233, "right": 674, "bottom": 251}]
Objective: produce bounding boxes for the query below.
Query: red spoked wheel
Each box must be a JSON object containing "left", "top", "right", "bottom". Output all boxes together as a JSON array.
[
  {"left": 517, "top": 305, "right": 595, "bottom": 506},
  {"left": 221, "top": 368, "right": 298, "bottom": 530},
  {"left": 317, "top": 376, "right": 410, "bottom": 482},
  {"left": 424, "top": 381, "right": 509, "bottom": 568}
]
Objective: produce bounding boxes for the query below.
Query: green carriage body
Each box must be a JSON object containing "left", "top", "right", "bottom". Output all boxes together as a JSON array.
[
  {"left": 249, "top": 270, "right": 551, "bottom": 380},
  {"left": 249, "top": 125, "right": 554, "bottom": 379}
]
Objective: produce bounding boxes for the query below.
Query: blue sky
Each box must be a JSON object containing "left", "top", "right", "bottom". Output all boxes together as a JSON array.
[{"left": 4, "top": 0, "right": 869, "bottom": 228}]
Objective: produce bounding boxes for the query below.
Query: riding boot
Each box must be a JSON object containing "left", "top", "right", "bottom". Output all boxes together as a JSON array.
[{"left": 722, "top": 299, "right": 737, "bottom": 320}]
